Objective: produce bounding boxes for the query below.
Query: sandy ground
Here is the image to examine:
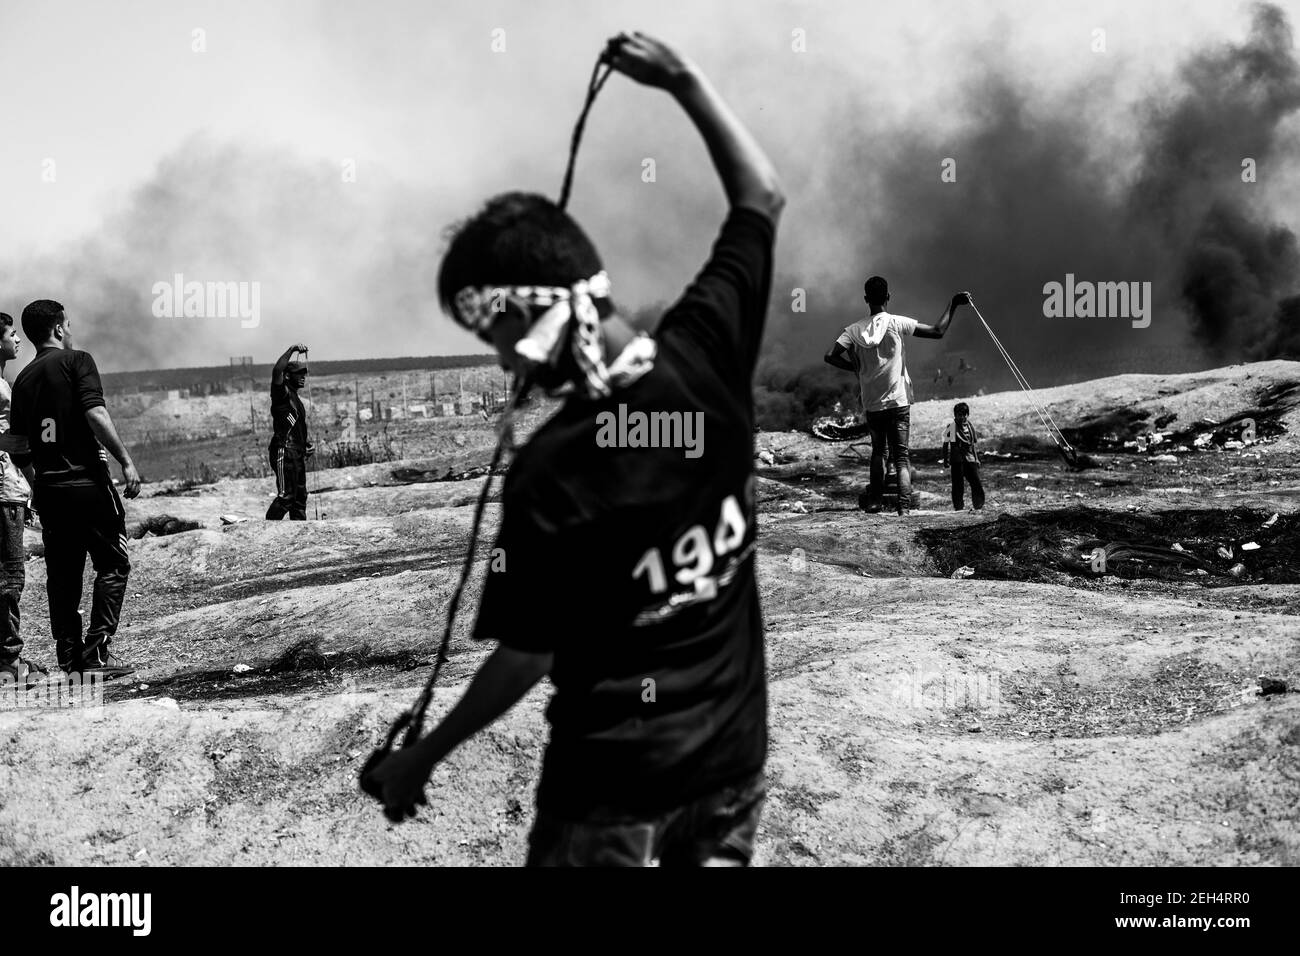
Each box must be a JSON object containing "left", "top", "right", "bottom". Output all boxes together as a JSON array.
[{"left": 1, "top": 361, "right": 1297, "bottom": 866}]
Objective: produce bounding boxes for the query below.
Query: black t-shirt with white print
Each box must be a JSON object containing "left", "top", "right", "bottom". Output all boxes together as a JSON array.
[{"left": 472, "top": 207, "right": 776, "bottom": 819}]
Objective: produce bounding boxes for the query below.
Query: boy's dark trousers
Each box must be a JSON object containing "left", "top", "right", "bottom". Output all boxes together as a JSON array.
[
  {"left": 266, "top": 441, "right": 308, "bottom": 521},
  {"left": 950, "top": 455, "right": 985, "bottom": 510},
  {"left": 0, "top": 502, "right": 26, "bottom": 667},
  {"left": 865, "top": 406, "right": 912, "bottom": 506},
  {"left": 37, "top": 483, "right": 131, "bottom": 671}
]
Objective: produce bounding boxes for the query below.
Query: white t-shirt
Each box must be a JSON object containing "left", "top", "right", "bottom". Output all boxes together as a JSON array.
[
  {"left": 0, "top": 377, "right": 32, "bottom": 504},
  {"left": 836, "top": 311, "right": 919, "bottom": 413}
]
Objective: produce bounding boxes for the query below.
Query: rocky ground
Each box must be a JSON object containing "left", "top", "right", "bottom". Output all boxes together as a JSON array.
[{"left": 1, "top": 361, "right": 1297, "bottom": 866}]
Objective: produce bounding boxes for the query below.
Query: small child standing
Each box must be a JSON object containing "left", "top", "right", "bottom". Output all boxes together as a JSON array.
[{"left": 943, "top": 402, "right": 985, "bottom": 511}]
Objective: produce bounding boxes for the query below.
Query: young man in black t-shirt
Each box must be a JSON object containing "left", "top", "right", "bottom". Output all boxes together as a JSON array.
[
  {"left": 9, "top": 300, "right": 141, "bottom": 679},
  {"left": 363, "top": 32, "right": 784, "bottom": 866},
  {"left": 265, "top": 343, "right": 314, "bottom": 521}
]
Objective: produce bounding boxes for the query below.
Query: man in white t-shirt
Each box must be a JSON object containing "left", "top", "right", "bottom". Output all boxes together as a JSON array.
[{"left": 825, "top": 276, "right": 969, "bottom": 515}]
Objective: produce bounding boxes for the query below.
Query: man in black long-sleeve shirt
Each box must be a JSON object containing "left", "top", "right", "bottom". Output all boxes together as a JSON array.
[
  {"left": 9, "top": 300, "right": 140, "bottom": 679},
  {"left": 265, "top": 343, "right": 314, "bottom": 521}
]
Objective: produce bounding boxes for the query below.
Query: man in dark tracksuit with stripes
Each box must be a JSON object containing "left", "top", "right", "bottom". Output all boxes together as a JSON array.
[
  {"left": 266, "top": 343, "right": 314, "bottom": 521},
  {"left": 9, "top": 300, "right": 140, "bottom": 679}
]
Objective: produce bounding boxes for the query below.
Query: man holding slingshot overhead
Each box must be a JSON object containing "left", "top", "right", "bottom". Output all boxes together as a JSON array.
[{"left": 363, "top": 31, "right": 784, "bottom": 866}]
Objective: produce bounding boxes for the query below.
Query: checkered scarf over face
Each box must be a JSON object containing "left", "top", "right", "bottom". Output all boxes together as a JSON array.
[{"left": 452, "top": 271, "right": 655, "bottom": 399}]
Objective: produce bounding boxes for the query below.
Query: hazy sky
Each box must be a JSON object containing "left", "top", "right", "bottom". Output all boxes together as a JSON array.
[{"left": 0, "top": 0, "right": 1285, "bottom": 371}]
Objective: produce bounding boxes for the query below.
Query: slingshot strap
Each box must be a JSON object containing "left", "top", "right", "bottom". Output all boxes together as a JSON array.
[
  {"left": 969, "top": 298, "right": 1076, "bottom": 455},
  {"left": 557, "top": 53, "right": 615, "bottom": 211},
  {"left": 401, "top": 373, "right": 529, "bottom": 744}
]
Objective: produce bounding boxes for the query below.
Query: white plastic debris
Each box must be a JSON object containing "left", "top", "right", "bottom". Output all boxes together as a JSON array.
[
  {"left": 757, "top": 450, "right": 775, "bottom": 466},
  {"left": 1262, "top": 513, "right": 1279, "bottom": 528},
  {"left": 1171, "top": 542, "right": 1185, "bottom": 552},
  {"left": 219, "top": 514, "right": 247, "bottom": 525},
  {"left": 1223, "top": 440, "right": 1244, "bottom": 450},
  {"left": 232, "top": 663, "right": 252, "bottom": 673},
  {"left": 150, "top": 697, "right": 180, "bottom": 711},
  {"left": 789, "top": 501, "right": 809, "bottom": 514},
  {"left": 134, "top": 848, "right": 149, "bottom": 861},
  {"left": 951, "top": 566, "right": 975, "bottom": 579},
  {"left": 1150, "top": 454, "right": 1178, "bottom": 463},
  {"left": 1241, "top": 541, "right": 1261, "bottom": 552},
  {"left": 1217, "top": 546, "right": 1233, "bottom": 560},
  {"left": 1229, "top": 563, "right": 1246, "bottom": 578}
]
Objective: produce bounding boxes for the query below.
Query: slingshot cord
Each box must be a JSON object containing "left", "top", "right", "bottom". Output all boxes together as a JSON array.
[
  {"left": 969, "top": 299, "right": 1075, "bottom": 455},
  {"left": 557, "top": 51, "right": 616, "bottom": 210}
]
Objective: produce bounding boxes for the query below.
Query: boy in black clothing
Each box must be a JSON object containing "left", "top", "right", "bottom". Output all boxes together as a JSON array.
[
  {"left": 265, "top": 343, "right": 314, "bottom": 521},
  {"left": 363, "top": 31, "right": 784, "bottom": 866},
  {"left": 9, "top": 300, "right": 140, "bottom": 679},
  {"left": 943, "top": 401, "right": 985, "bottom": 511}
]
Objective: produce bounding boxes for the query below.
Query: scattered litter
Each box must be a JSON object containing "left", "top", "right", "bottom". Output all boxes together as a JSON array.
[
  {"left": 757, "top": 450, "right": 775, "bottom": 466},
  {"left": 1229, "top": 563, "right": 1246, "bottom": 578},
  {"left": 1170, "top": 542, "right": 1185, "bottom": 552},
  {"left": 138, "top": 684, "right": 150, "bottom": 691},
  {"left": 1258, "top": 677, "right": 1287, "bottom": 697},
  {"left": 219, "top": 514, "right": 247, "bottom": 525},
  {"left": 133, "top": 849, "right": 149, "bottom": 861},
  {"left": 1014, "top": 473, "right": 1037, "bottom": 480},
  {"left": 1024, "top": 485, "right": 1042, "bottom": 492},
  {"left": 789, "top": 501, "right": 809, "bottom": 514},
  {"left": 951, "top": 566, "right": 975, "bottom": 579},
  {"left": 1262, "top": 513, "right": 1279, "bottom": 529},
  {"left": 1241, "top": 542, "right": 1261, "bottom": 552},
  {"left": 150, "top": 697, "right": 180, "bottom": 711},
  {"left": 1216, "top": 546, "right": 1233, "bottom": 560},
  {"left": 1223, "top": 440, "right": 1244, "bottom": 450},
  {"left": 966, "top": 721, "right": 982, "bottom": 733},
  {"left": 232, "top": 663, "right": 252, "bottom": 673}
]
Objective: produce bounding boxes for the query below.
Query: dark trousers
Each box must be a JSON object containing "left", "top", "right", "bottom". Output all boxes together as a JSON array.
[
  {"left": 38, "top": 483, "right": 131, "bottom": 670},
  {"left": 866, "top": 405, "right": 912, "bottom": 503},
  {"left": 0, "top": 502, "right": 25, "bottom": 666},
  {"left": 951, "top": 457, "right": 985, "bottom": 510},
  {"left": 526, "top": 772, "right": 766, "bottom": 867},
  {"left": 266, "top": 443, "right": 308, "bottom": 521}
]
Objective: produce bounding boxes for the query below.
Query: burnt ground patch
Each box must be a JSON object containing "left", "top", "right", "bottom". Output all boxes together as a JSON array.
[
  {"left": 103, "top": 638, "right": 455, "bottom": 704},
  {"left": 917, "top": 507, "right": 1300, "bottom": 586}
]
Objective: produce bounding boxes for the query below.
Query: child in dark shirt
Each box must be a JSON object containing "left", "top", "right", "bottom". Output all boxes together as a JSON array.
[{"left": 943, "top": 401, "right": 985, "bottom": 511}]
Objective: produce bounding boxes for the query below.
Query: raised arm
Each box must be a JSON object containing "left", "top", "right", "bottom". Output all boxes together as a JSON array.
[
  {"left": 914, "top": 292, "right": 971, "bottom": 339},
  {"left": 607, "top": 32, "right": 785, "bottom": 221},
  {"left": 272, "top": 343, "right": 307, "bottom": 386}
]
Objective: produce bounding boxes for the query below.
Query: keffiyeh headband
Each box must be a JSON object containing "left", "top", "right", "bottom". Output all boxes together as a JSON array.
[{"left": 452, "top": 271, "right": 655, "bottom": 399}]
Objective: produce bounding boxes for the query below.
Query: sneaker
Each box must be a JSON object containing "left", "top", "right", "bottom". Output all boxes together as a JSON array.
[
  {"left": 1, "top": 657, "right": 50, "bottom": 689},
  {"left": 78, "top": 650, "right": 137, "bottom": 682}
]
